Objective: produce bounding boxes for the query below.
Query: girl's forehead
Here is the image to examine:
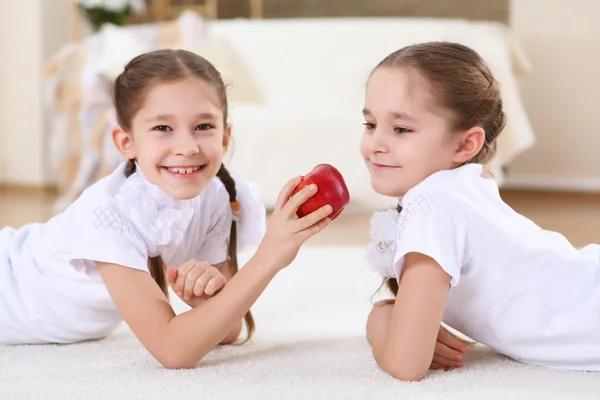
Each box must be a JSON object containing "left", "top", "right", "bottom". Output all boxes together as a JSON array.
[
  {"left": 366, "top": 67, "right": 455, "bottom": 124},
  {"left": 367, "top": 68, "right": 436, "bottom": 111},
  {"left": 144, "top": 78, "right": 219, "bottom": 102},
  {"left": 138, "top": 78, "right": 223, "bottom": 117}
]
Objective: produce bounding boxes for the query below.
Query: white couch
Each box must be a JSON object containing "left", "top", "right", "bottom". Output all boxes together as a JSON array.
[
  {"left": 210, "top": 17, "right": 536, "bottom": 211},
  {"left": 45, "top": 14, "right": 535, "bottom": 212}
]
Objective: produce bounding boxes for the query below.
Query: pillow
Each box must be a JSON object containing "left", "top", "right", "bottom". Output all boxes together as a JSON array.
[
  {"left": 95, "top": 24, "right": 150, "bottom": 81},
  {"left": 95, "top": 23, "right": 263, "bottom": 104},
  {"left": 181, "top": 37, "right": 264, "bottom": 104}
]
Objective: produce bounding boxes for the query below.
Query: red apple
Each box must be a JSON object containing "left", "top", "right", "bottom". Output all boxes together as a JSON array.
[{"left": 292, "top": 164, "right": 350, "bottom": 221}]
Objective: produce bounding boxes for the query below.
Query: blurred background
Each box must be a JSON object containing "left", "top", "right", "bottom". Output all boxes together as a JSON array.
[{"left": 1, "top": 0, "right": 599, "bottom": 247}]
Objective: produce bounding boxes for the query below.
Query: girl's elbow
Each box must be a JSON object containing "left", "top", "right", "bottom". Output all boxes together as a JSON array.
[
  {"left": 154, "top": 351, "right": 198, "bottom": 370},
  {"left": 386, "top": 366, "right": 427, "bottom": 382},
  {"left": 153, "top": 344, "right": 207, "bottom": 370},
  {"left": 378, "top": 353, "right": 428, "bottom": 382},
  {"left": 159, "top": 358, "right": 191, "bottom": 370},
  {"left": 220, "top": 321, "right": 242, "bottom": 345}
]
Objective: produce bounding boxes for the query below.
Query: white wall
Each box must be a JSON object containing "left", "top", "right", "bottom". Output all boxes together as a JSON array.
[
  {"left": 0, "top": 1, "right": 8, "bottom": 182},
  {"left": 42, "top": 0, "right": 73, "bottom": 61},
  {"left": 0, "top": 0, "right": 45, "bottom": 185},
  {"left": 0, "top": 0, "right": 70, "bottom": 186},
  {"left": 506, "top": 0, "right": 600, "bottom": 191}
]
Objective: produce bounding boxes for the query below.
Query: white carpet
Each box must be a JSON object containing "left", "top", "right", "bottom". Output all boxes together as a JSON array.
[{"left": 1, "top": 246, "right": 598, "bottom": 399}]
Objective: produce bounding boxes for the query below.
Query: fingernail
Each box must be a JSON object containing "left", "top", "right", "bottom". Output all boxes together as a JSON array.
[
  {"left": 309, "top": 184, "right": 317, "bottom": 191},
  {"left": 177, "top": 291, "right": 182, "bottom": 296},
  {"left": 184, "top": 296, "right": 190, "bottom": 301}
]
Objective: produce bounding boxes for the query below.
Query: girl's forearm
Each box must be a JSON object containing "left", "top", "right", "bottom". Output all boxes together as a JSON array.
[
  {"left": 375, "top": 254, "right": 450, "bottom": 381},
  {"left": 164, "top": 254, "right": 278, "bottom": 368},
  {"left": 180, "top": 298, "right": 242, "bottom": 344}
]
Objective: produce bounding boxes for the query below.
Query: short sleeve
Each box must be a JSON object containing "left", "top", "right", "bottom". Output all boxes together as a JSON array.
[
  {"left": 196, "top": 192, "right": 233, "bottom": 265},
  {"left": 68, "top": 202, "right": 149, "bottom": 272},
  {"left": 393, "top": 192, "right": 476, "bottom": 287}
]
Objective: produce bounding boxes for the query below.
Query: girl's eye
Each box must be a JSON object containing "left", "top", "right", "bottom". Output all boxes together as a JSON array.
[
  {"left": 153, "top": 125, "right": 171, "bottom": 132},
  {"left": 395, "top": 127, "right": 411, "bottom": 134},
  {"left": 363, "top": 122, "right": 376, "bottom": 130},
  {"left": 196, "top": 124, "right": 215, "bottom": 131}
]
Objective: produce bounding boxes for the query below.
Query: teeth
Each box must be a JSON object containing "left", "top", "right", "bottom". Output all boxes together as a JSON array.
[{"left": 167, "top": 166, "right": 201, "bottom": 174}]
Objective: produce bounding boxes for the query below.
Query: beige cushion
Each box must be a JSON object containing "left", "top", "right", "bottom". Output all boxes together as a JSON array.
[{"left": 181, "top": 37, "right": 264, "bottom": 104}]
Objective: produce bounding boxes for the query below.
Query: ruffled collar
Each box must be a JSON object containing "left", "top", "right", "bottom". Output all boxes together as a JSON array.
[
  {"left": 364, "top": 206, "right": 400, "bottom": 280},
  {"left": 113, "top": 163, "right": 196, "bottom": 257}
]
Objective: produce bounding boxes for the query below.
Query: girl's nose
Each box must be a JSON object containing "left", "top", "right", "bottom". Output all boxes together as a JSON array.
[
  {"left": 370, "top": 129, "right": 389, "bottom": 153},
  {"left": 173, "top": 132, "right": 200, "bottom": 157}
]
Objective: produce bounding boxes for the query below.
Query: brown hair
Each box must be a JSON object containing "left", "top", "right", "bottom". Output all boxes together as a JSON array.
[
  {"left": 115, "top": 49, "right": 254, "bottom": 343},
  {"left": 373, "top": 41, "right": 506, "bottom": 166}
]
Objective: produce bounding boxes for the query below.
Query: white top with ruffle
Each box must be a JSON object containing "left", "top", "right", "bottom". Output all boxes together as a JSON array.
[
  {"left": 364, "top": 163, "right": 600, "bottom": 372},
  {"left": 0, "top": 161, "right": 266, "bottom": 344}
]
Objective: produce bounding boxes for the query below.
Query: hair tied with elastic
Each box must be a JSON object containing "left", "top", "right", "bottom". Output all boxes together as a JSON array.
[{"left": 230, "top": 201, "right": 240, "bottom": 214}]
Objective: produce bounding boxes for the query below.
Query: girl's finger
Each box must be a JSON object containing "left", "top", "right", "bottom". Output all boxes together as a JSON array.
[
  {"left": 174, "top": 261, "right": 196, "bottom": 296},
  {"left": 183, "top": 267, "right": 204, "bottom": 300},
  {"left": 430, "top": 362, "right": 445, "bottom": 370},
  {"left": 193, "top": 269, "right": 217, "bottom": 297},
  {"left": 432, "top": 353, "right": 462, "bottom": 369},
  {"left": 294, "top": 204, "right": 333, "bottom": 233},
  {"left": 204, "top": 274, "right": 227, "bottom": 296},
  {"left": 281, "top": 183, "right": 318, "bottom": 217},
  {"left": 309, "top": 216, "right": 331, "bottom": 238},
  {"left": 166, "top": 267, "right": 178, "bottom": 286},
  {"left": 435, "top": 341, "right": 464, "bottom": 361},
  {"left": 438, "top": 326, "right": 468, "bottom": 352},
  {"left": 274, "top": 176, "right": 302, "bottom": 213},
  {"left": 298, "top": 216, "right": 331, "bottom": 242},
  {"left": 174, "top": 271, "right": 188, "bottom": 297}
]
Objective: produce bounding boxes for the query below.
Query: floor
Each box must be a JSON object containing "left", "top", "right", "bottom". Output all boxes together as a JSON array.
[
  {"left": 2, "top": 187, "right": 600, "bottom": 400},
  {"left": 1, "top": 187, "right": 599, "bottom": 247},
  {"left": 5, "top": 244, "right": 599, "bottom": 399}
]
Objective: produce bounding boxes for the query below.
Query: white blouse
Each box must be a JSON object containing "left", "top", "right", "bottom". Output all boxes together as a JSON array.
[
  {"left": 0, "top": 161, "right": 266, "bottom": 345},
  {"left": 365, "top": 163, "right": 600, "bottom": 372}
]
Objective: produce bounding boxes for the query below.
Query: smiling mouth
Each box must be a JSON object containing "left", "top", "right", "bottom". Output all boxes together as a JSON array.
[
  {"left": 162, "top": 165, "right": 206, "bottom": 175},
  {"left": 371, "top": 162, "right": 400, "bottom": 169}
]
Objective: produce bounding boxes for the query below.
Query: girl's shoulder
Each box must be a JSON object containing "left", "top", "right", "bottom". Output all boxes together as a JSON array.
[
  {"left": 61, "top": 162, "right": 151, "bottom": 271},
  {"left": 366, "top": 165, "right": 484, "bottom": 281},
  {"left": 403, "top": 164, "right": 485, "bottom": 203},
  {"left": 68, "top": 161, "right": 130, "bottom": 210},
  {"left": 67, "top": 161, "right": 194, "bottom": 259}
]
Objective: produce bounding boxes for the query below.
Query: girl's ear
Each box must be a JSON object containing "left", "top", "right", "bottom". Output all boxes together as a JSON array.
[
  {"left": 454, "top": 126, "right": 485, "bottom": 164},
  {"left": 112, "top": 126, "right": 136, "bottom": 159},
  {"left": 223, "top": 123, "right": 232, "bottom": 153}
]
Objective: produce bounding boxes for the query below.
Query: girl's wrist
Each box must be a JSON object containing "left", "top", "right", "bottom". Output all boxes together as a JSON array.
[{"left": 247, "top": 249, "right": 283, "bottom": 276}]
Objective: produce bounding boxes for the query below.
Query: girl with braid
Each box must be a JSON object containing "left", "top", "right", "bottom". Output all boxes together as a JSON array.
[
  {"left": 362, "top": 42, "right": 600, "bottom": 380},
  {"left": 0, "top": 49, "right": 333, "bottom": 368}
]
